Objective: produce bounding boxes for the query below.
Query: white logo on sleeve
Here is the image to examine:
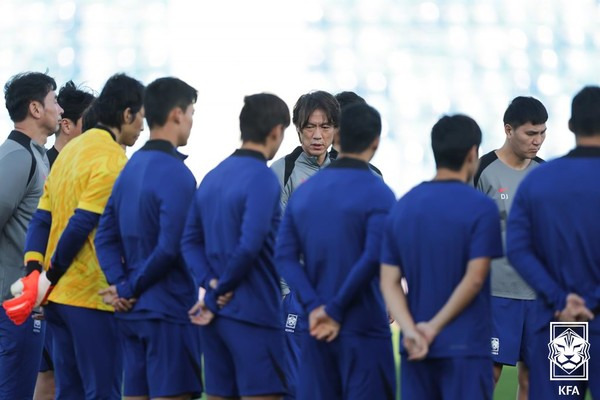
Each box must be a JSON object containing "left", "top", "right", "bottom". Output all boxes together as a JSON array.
[
  {"left": 548, "top": 322, "right": 590, "bottom": 381},
  {"left": 491, "top": 337, "right": 500, "bottom": 356},
  {"left": 285, "top": 313, "right": 298, "bottom": 332}
]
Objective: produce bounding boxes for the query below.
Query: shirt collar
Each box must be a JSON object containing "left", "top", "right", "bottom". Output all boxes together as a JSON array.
[
  {"left": 328, "top": 156, "right": 370, "bottom": 170},
  {"left": 565, "top": 146, "right": 600, "bottom": 158},
  {"left": 141, "top": 139, "right": 187, "bottom": 161},
  {"left": 232, "top": 149, "right": 267, "bottom": 162}
]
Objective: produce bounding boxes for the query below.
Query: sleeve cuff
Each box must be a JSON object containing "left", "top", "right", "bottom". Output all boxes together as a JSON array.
[
  {"left": 116, "top": 281, "right": 134, "bottom": 299},
  {"left": 325, "top": 301, "right": 343, "bottom": 324},
  {"left": 204, "top": 290, "right": 219, "bottom": 314}
]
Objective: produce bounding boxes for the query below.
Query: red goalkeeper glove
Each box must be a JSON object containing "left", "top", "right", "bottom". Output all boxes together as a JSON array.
[{"left": 2, "top": 270, "right": 54, "bottom": 325}]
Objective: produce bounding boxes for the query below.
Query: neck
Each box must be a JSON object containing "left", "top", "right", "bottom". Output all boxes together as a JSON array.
[
  {"left": 495, "top": 144, "right": 531, "bottom": 170},
  {"left": 13, "top": 122, "right": 48, "bottom": 146},
  {"left": 338, "top": 149, "right": 373, "bottom": 163},
  {"left": 150, "top": 128, "right": 178, "bottom": 148},
  {"left": 97, "top": 124, "right": 121, "bottom": 142},
  {"left": 434, "top": 167, "right": 468, "bottom": 183},
  {"left": 315, "top": 151, "right": 328, "bottom": 166},
  {"left": 576, "top": 135, "right": 600, "bottom": 147},
  {"left": 54, "top": 133, "right": 70, "bottom": 152},
  {"left": 241, "top": 141, "right": 270, "bottom": 159}
]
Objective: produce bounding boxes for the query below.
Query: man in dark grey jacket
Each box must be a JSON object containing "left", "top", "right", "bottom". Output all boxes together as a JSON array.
[{"left": 0, "top": 72, "right": 62, "bottom": 399}]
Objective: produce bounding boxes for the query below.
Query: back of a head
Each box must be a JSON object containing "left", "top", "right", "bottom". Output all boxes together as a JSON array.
[
  {"left": 57, "top": 81, "right": 95, "bottom": 126},
  {"left": 335, "top": 91, "right": 366, "bottom": 111},
  {"left": 569, "top": 86, "right": 600, "bottom": 137},
  {"left": 94, "top": 73, "right": 145, "bottom": 128},
  {"left": 4, "top": 72, "right": 57, "bottom": 122},
  {"left": 239, "top": 93, "right": 290, "bottom": 143},
  {"left": 292, "top": 90, "right": 340, "bottom": 130},
  {"left": 81, "top": 102, "right": 98, "bottom": 132},
  {"left": 339, "top": 103, "right": 381, "bottom": 153},
  {"left": 503, "top": 96, "right": 548, "bottom": 129},
  {"left": 144, "top": 77, "right": 197, "bottom": 130},
  {"left": 431, "top": 114, "right": 482, "bottom": 171}
]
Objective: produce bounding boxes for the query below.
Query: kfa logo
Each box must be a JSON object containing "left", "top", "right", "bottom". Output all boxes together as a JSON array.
[
  {"left": 33, "top": 319, "right": 42, "bottom": 334},
  {"left": 548, "top": 322, "right": 590, "bottom": 381},
  {"left": 491, "top": 337, "right": 500, "bottom": 356},
  {"left": 498, "top": 187, "right": 509, "bottom": 200},
  {"left": 285, "top": 314, "right": 298, "bottom": 332}
]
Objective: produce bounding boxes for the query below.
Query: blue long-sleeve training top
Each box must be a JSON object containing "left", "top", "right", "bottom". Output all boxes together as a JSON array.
[
  {"left": 95, "top": 139, "right": 198, "bottom": 323},
  {"left": 275, "top": 157, "right": 396, "bottom": 337},
  {"left": 507, "top": 146, "right": 600, "bottom": 333},
  {"left": 181, "top": 149, "right": 282, "bottom": 329}
]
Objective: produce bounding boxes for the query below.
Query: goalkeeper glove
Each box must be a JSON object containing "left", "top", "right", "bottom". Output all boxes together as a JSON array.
[{"left": 2, "top": 269, "right": 54, "bottom": 325}]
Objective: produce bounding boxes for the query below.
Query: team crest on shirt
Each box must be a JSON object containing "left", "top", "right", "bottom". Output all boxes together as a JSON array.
[
  {"left": 285, "top": 313, "right": 298, "bottom": 332},
  {"left": 491, "top": 337, "right": 500, "bottom": 355},
  {"left": 548, "top": 322, "right": 590, "bottom": 381}
]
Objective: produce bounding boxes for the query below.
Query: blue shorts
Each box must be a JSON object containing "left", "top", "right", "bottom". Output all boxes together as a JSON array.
[
  {"left": 39, "top": 322, "right": 54, "bottom": 372},
  {"left": 401, "top": 356, "right": 493, "bottom": 400},
  {"left": 0, "top": 307, "right": 45, "bottom": 399},
  {"left": 297, "top": 334, "right": 396, "bottom": 400},
  {"left": 527, "top": 325, "right": 600, "bottom": 399},
  {"left": 118, "top": 318, "right": 202, "bottom": 398},
  {"left": 201, "top": 316, "right": 287, "bottom": 397},
  {"left": 491, "top": 297, "right": 536, "bottom": 366},
  {"left": 282, "top": 291, "right": 307, "bottom": 399},
  {"left": 44, "top": 302, "right": 122, "bottom": 400}
]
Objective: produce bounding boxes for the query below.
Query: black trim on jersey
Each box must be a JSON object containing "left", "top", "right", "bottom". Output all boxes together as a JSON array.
[
  {"left": 283, "top": 146, "right": 305, "bottom": 186},
  {"left": 324, "top": 147, "right": 383, "bottom": 177},
  {"left": 233, "top": 148, "right": 267, "bottom": 162},
  {"left": 141, "top": 139, "right": 187, "bottom": 160},
  {"left": 533, "top": 156, "right": 545, "bottom": 163},
  {"left": 47, "top": 146, "right": 59, "bottom": 169},
  {"left": 565, "top": 146, "right": 600, "bottom": 158},
  {"left": 328, "top": 157, "right": 370, "bottom": 171},
  {"left": 8, "top": 130, "right": 37, "bottom": 186},
  {"left": 473, "top": 150, "right": 498, "bottom": 188}
]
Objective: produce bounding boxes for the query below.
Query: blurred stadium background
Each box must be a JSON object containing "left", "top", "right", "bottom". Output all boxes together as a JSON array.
[{"left": 1, "top": 0, "right": 599, "bottom": 197}]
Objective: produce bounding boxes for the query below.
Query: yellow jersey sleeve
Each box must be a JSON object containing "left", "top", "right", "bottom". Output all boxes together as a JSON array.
[{"left": 77, "top": 154, "right": 127, "bottom": 214}]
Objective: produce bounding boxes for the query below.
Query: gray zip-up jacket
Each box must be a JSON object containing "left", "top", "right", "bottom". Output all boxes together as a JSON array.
[
  {"left": 271, "top": 148, "right": 331, "bottom": 295},
  {"left": 0, "top": 131, "right": 49, "bottom": 302}
]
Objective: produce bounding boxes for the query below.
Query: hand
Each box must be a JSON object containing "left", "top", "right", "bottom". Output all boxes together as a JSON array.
[
  {"left": 309, "top": 305, "right": 340, "bottom": 342},
  {"left": 3, "top": 271, "right": 54, "bottom": 325},
  {"left": 415, "top": 321, "right": 438, "bottom": 345},
  {"left": 189, "top": 300, "right": 215, "bottom": 326},
  {"left": 98, "top": 286, "right": 136, "bottom": 313},
  {"left": 208, "top": 278, "right": 233, "bottom": 308},
  {"left": 555, "top": 293, "right": 594, "bottom": 322},
  {"left": 402, "top": 327, "right": 429, "bottom": 361}
]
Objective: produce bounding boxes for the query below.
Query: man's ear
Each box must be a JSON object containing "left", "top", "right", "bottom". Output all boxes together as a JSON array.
[
  {"left": 504, "top": 124, "right": 513, "bottom": 137},
  {"left": 122, "top": 107, "right": 133, "bottom": 124},
  {"left": 29, "top": 101, "right": 42, "bottom": 119},
  {"left": 171, "top": 107, "right": 183, "bottom": 125},
  {"left": 371, "top": 136, "right": 380, "bottom": 152}
]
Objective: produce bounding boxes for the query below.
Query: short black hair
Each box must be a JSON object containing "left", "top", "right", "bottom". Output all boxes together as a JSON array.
[
  {"left": 239, "top": 93, "right": 290, "bottom": 144},
  {"left": 335, "top": 91, "right": 366, "bottom": 110},
  {"left": 57, "top": 81, "right": 95, "bottom": 134},
  {"left": 4, "top": 72, "right": 57, "bottom": 122},
  {"left": 569, "top": 86, "right": 600, "bottom": 137},
  {"left": 503, "top": 96, "right": 548, "bottom": 129},
  {"left": 94, "top": 73, "right": 145, "bottom": 128},
  {"left": 144, "top": 77, "right": 197, "bottom": 129},
  {"left": 339, "top": 103, "right": 381, "bottom": 153},
  {"left": 431, "top": 114, "right": 482, "bottom": 171},
  {"left": 292, "top": 91, "right": 340, "bottom": 131}
]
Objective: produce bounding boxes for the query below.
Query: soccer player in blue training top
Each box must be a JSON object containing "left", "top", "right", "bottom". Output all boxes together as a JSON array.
[
  {"left": 0, "top": 71, "right": 62, "bottom": 400},
  {"left": 181, "top": 93, "right": 290, "bottom": 400},
  {"left": 380, "top": 114, "right": 503, "bottom": 400},
  {"left": 275, "top": 102, "right": 396, "bottom": 400},
  {"left": 507, "top": 86, "right": 600, "bottom": 399},
  {"left": 3, "top": 73, "right": 145, "bottom": 400},
  {"left": 474, "top": 96, "right": 547, "bottom": 400},
  {"left": 95, "top": 77, "right": 202, "bottom": 400}
]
